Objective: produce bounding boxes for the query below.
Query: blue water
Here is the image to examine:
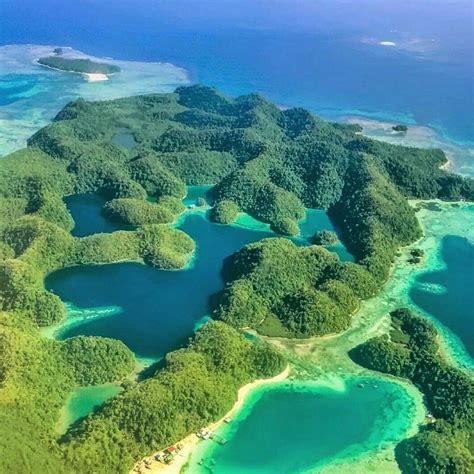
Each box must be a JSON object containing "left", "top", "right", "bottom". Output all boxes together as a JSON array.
[
  {"left": 65, "top": 194, "right": 131, "bottom": 237},
  {"left": 410, "top": 235, "right": 474, "bottom": 358},
  {"left": 189, "top": 378, "right": 417, "bottom": 473},
  {"left": 46, "top": 192, "right": 352, "bottom": 358},
  {"left": 46, "top": 212, "right": 273, "bottom": 358},
  {"left": 1, "top": 0, "right": 473, "bottom": 144}
]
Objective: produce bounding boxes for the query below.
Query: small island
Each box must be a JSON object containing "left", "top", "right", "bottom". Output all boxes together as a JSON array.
[
  {"left": 37, "top": 56, "right": 120, "bottom": 81},
  {"left": 392, "top": 124, "right": 408, "bottom": 132},
  {"left": 312, "top": 229, "right": 339, "bottom": 246}
]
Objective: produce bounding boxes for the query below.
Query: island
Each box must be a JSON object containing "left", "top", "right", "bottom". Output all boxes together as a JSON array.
[
  {"left": 37, "top": 55, "right": 120, "bottom": 80},
  {"left": 0, "top": 85, "right": 472, "bottom": 473},
  {"left": 392, "top": 124, "right": 408, "bottom": 132},
  {"left": 312, "top": 229, "right": 339, "bottom": 245},
  {"left": 350, "top": 308, "right": 474, "bottom": 473}
]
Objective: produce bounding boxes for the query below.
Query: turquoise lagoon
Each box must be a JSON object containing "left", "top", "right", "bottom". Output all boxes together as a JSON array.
[
  {"left": 57, "top": 384, "right": 122, "bottom": 434},
  {"left": 185, "top": 377, "right": 420, "bottom": 474}
]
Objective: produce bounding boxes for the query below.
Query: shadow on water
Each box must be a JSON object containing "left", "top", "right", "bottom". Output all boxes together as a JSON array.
[{"left": 64, "top": 194, "right": 132, "bottom": 237}]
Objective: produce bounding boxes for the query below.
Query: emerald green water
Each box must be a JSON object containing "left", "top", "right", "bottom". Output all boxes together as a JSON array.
[
  {"left": 57, "top": 384, "right": 122, "bottom": 433},
  {"left": 187, "top": 377, "right": 418, "bottom": 474},
  {"left": 298, "top": 209, "right": 354, "bottom": 261}
]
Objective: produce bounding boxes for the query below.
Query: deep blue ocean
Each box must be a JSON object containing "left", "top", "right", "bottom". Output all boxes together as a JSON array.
[{"left": 1, "top": 0, "right": 473, "bottom": 143}]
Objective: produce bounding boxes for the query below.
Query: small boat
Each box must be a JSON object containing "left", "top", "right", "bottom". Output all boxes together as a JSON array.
[
  {"left": 224, "top": 417, "right": 232, "bottom": 423},
  {"left": 358, "top": 383, "right": 364, "bottom": 388}
]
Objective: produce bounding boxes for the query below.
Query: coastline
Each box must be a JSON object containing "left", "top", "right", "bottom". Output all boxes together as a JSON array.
[
  {"left": 35, "top": 59, "right": 113, "bottom": 81},
  {"left": 130, "top": 365, "right": 290, "bottom": 474}
]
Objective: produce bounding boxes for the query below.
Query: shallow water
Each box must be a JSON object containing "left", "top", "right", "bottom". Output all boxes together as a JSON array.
[
  {"left": 186, "top": 377, "right": 420, "bottom": 474},
  {"left": 57, "top": 383, "right": 122, "bottom": 434},
  {"left": 0, "top": 44, "right": 189, "bottom": 156}
]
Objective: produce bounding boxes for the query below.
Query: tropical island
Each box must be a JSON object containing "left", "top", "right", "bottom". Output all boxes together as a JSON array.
[
  {"left": 37, "top": 55, "right": 120, "bottom": 79},
  {"left": 0, "top": 85, "right": 472, "bottom": 473},
  {"left": 350, "top": 308, "right": 474, "bottom": 472}
]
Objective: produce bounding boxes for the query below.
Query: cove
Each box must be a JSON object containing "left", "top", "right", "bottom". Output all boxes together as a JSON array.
[
  {"left": 410, "top": 235, "right": 474, "bottom": 358},
  {"left": 186, "top": 377, "right": 417, "bottom": 473},
  {"left": 65, "top": 194, "right": 131, "bottom": 237},
  {"left": 46, "top": 213, "right": 273, "bottom": 358},
  {"left": 57, "top": 384, "right": 122, "bottom": 434},
  {"left": 47, "top": 192, "right": 353, "bottom": 358}
]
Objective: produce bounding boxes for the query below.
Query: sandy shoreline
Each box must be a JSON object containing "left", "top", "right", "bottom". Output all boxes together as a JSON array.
[
  {"left": 35, "top": 59, "right": 111, "bottom": 81},
  {"left": 130, "top": 365, "right": 290, "bottom": 474}
]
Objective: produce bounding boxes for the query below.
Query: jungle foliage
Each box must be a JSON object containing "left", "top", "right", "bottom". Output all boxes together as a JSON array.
[
  {"left": 1, "top": 85, "right": 472, "bottom": 472},
  {"left": 350, "top": 308, "right": 474, "bottom": 473}
]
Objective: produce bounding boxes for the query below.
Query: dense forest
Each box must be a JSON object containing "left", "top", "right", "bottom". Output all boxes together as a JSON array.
[
  {"left": 350, "top": 308, "right": 474, "bottom": 473},
  {"left": 37, "top": 56, "right": 121, "bottom": 75},
  {"left": 0, "top": 85, "right": 472, "bottom": 471}
]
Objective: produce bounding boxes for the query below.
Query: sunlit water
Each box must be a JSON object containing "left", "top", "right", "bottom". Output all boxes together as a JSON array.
[{"left": 186, "top": 376, "right": 422, "bottom": 474}]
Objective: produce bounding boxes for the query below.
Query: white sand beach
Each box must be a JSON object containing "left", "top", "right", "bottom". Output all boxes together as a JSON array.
[
  {"left": 130, "top": 365, "right": 290, "bottom": 474},
  {"left": 83, "top": 73, "right": 109, "bottom": 81}
]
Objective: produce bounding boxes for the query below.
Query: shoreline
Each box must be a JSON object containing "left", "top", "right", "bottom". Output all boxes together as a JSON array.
[
  {"left": 34, "top": 58, "right": 116, "bottom": 81},
  {"left": 131, "top": 365, "right": 290, "bottom": 474}
]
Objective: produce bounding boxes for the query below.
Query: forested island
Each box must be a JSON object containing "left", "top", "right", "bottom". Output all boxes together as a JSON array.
[
  {"left": 350, "top": 308, "right": 474, "bottom": 472},
  {"left": 37, "top": 56, "right": 121, "bottom": 75},
  {"left": 0, "top": 85, "right": 472, "bottom": 472}
]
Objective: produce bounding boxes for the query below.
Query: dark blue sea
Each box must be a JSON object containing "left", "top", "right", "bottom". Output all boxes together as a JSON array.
[{"left": 1, "top": 0, "right": 473, "bottom": 144}]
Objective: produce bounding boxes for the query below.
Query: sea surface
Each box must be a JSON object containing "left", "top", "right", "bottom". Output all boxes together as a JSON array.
[{"left": 0, "top": 1, "right": 473, "bottom": 174}]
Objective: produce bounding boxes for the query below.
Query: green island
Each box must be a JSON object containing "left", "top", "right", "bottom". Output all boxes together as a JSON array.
[
  {"left": 312, "top": 229, "right": 339, "bottom": 245},
  {"left": 0, "top": 85, "right": 472, "bottom": 472},
  {"left": 37, "top": 56, "right": 121, "bottom": 75},
  {"left": 350, "top": 308, "right": 474, "bottom": 472}
]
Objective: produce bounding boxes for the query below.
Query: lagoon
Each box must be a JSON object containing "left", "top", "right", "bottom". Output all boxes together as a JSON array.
[
  {"left": 65, "top": 194, "right": 131, "bottom": 237},
  {"left": 57, "top": 384, "right": 122, "bottom": 434},
  {"left": 46, "top": 213, "right": 272, "bottom": 358},
  {"left": 186, "top": 377, "right": 419, "bottom": 473},
  {"left": 410, "top": 234, "right": 474, "bottom": 358},
  {"left": 47, "top": 192, "right": 352, "bottom": 358}
]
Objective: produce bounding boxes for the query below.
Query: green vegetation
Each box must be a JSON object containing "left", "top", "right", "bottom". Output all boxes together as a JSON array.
[
  {"left": 60, "top": 321, "right": 285, "bottom": 472},
  {"left": 38, "top": 56, "right": 120, "bottom": 75},
  {"left": 215, "top": 238, "right": 366, "bottom": 337},
  {"left": 392, "top": 124, "right": 408, "bottom": 132},
  {"left": 102, "top": 198, "right": 181, "bottom": 225},
  {"left": 350, "top": 308, "right": 474, "bottom": 473},
  {"left": 209, "top": 200, "right": 240, "bottom": 224},
  {"left": 0, "top": 85, "right": 472, "bottom": 472},
  {"left": 312, "top": 229, "right": 338, "bottom": 245}
]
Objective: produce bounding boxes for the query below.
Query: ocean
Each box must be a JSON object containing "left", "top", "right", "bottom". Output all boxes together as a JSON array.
[
  {"left": 1, "top": 2, "right": 473, "bottom": 470},
  {"left": 0, "top": 0, "right": 473, "bottom": 172}
]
